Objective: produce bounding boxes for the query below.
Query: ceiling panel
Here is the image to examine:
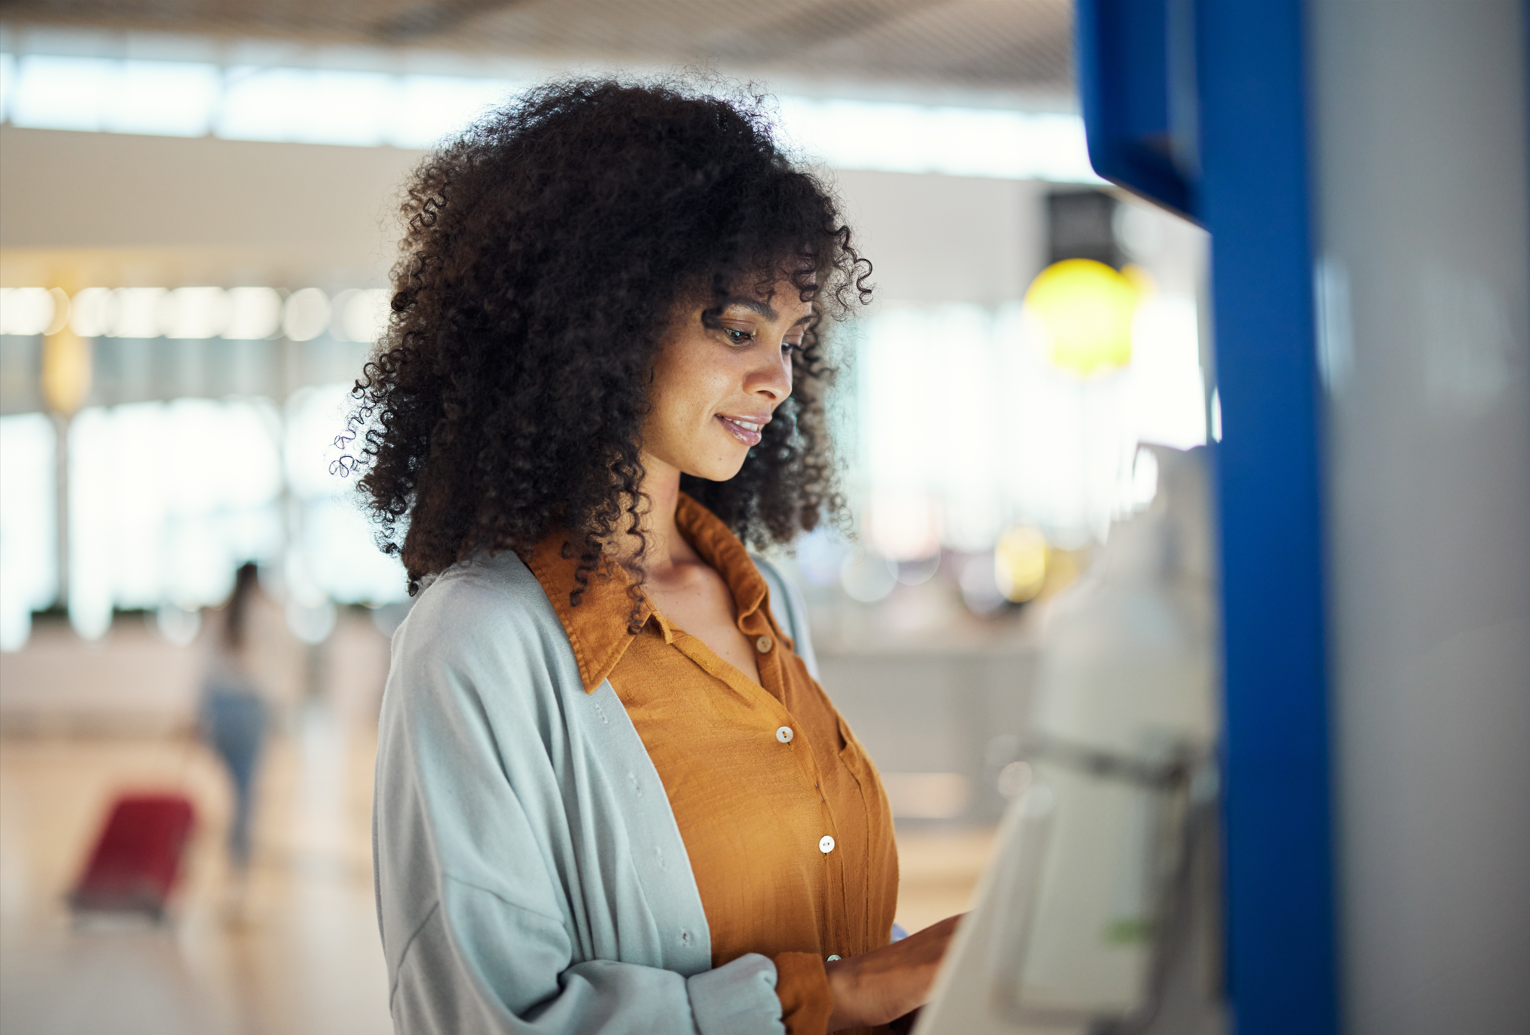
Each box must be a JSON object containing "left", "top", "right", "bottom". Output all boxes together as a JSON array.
[{"left": 0, "top": 0, "right": 1075, "bottom": 92}]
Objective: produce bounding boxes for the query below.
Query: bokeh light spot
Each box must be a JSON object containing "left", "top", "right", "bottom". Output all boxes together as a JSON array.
[
  {"left": 1025, "top": 258, "right": 1139, "bottom": 377},
  {"left": 994, "top": 525, "right": 1050, "bottom": 602},
  {"left": 282, "top": 288, "right": 331, "bottom": 343}
]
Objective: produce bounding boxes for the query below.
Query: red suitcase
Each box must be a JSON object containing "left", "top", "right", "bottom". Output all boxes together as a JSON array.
[{"left": 70, "top": 793, "right": 196, "bottom": 919}]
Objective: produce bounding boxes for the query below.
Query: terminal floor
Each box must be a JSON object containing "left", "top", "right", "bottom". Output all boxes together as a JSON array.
[{"left": 0, "top": 711, "right": 995, "bottom": 1035}]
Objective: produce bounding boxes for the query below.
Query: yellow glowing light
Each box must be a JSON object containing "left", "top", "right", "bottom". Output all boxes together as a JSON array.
[
  {"left": 42, "top": 276, "right": 91, "bottom": 415},
  {"left": 1025, "top": 258, "right": 1139, "bottom": 376},
  {"left": 42, "top": 326, "right": 91, "bottom": 416},
  {"left": 994, "top": 526, "right": 1050, "bottom": 603}
]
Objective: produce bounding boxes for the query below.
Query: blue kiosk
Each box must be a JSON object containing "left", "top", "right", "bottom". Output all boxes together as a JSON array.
[{"left": 1076, "top": 3, "right": 1530, "bottom": 1034}]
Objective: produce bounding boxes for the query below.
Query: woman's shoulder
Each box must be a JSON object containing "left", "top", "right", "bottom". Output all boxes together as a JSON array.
[{"left": 392, "top": 549, "right": 570, "bottom": 675}]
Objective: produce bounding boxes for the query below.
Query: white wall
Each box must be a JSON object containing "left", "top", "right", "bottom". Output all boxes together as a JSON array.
[
  {"left": 0, "top": 127, "right": 421, "bottom": 284},
  {"left": 1310, "top": 3, "right": 1530, "bottom": 1032},
  {"left": 0, "top": 127, "right": 1045, "bottom": 301},
  {"left": 830, "top": 169, "right": 1045, "bottom": 304}
]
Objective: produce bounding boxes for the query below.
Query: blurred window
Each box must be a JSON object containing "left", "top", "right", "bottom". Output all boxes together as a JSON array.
[
  {"left": 393, "top": 75, "right": 521, "bottom": 149},
  {"left": 65, "top": 400, "right": 286, "bottom": 634},
  {"left": 216, "top": 66, "right": 310, "bottom": 143},
  {"left": 0, "top": 413, "right": 58, "bottom": 650},
  {"left": 1, "top": 50, "right": 1098, "bottom": 183},
  {"left": 0, "top": 383, "right": 408, "bottom": 647},
  {"left": 778, "top": 98, "right": 1097, "bottom": 182},
  {"left": 111, "top": 61, "right": 220, "bottom": 136},
  {"left": 8, "top": 55, "right": 113, "bottom": 131},
  {"left": 285, "top": 385, "right": 409, "bottom": 608},
  {"left": 0, "top": 53, "right": 14, "bottom": 122},
  {"left": 848, "top": 298, "right": 1205, "bottom": 558}
]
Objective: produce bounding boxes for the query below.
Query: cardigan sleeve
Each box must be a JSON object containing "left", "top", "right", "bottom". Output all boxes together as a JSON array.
[
  {"left": 373, "top": 571, "right": 787, "bottom": 1035},
  {"left": 388, "top": 888, "right": 783, "bottom": 1035}
]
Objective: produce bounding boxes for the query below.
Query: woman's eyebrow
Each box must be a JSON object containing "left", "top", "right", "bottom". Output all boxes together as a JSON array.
[
  {"left": 722, "top": 297, "right": 779, "bottom": 321},
  {"left": 722, "top": 298, "right": 813, "bottom": 327}
]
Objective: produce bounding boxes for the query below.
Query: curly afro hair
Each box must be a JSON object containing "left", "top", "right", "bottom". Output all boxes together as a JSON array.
[{"left": 347, "top": 77, "right": 872, "bottom": 598}]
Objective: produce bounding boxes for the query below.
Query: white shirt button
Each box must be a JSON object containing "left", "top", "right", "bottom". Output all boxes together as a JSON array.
[
  {"left": 826, "top": 954, "right": 841, "bottom": 962},
  {"left": 775, "top": 726, "right": 794, "bottom": 744},
  {"left": 756, "top": 635, "right": 773, "bottom": 653},
  {"left": 819, "top": 835, "right": 835, "bottom": 854}
]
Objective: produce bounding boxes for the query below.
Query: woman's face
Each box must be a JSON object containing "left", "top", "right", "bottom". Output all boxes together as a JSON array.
[{"left": 642, "top": 279, "right": 812, "bottom": 483}]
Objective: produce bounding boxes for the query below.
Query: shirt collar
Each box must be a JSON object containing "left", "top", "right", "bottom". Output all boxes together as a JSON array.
[
  {"left": 675, "top": 492, "right": 769, "bottom": 624},
  {"left": 526, "top": 534, "right": 652, "bottom": 694},
  {"left": 526, "top": 493, "right": 768, "bottom": 694}
]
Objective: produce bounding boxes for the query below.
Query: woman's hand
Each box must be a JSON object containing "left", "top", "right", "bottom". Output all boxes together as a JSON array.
[{"left": 824, "top": 915, "right": 963, "bottom": 1031}]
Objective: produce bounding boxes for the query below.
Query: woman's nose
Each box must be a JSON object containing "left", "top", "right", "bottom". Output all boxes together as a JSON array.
[{"left": 750, "top": 345, "right": 793, "bottom": 402}]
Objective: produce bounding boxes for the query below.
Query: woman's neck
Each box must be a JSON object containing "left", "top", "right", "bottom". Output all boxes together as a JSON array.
[{"left": 615, "top": 454, "right": 696, "bottom": 576}]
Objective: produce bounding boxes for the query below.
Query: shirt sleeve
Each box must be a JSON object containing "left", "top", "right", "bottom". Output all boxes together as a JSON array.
[{"left": 772, "top": 952, "right": 835, "bottom": 1035}]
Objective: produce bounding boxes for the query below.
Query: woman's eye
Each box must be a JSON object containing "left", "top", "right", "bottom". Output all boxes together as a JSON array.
[
  {"left": 783, "top": 339, "right": 803, "bottom": 353},
  {"left": 724, "top": 328, "right": 754, "bottom": 344}
]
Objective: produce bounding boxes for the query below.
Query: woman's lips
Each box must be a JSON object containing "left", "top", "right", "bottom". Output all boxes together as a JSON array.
[{"left": 717, "top": 414, "right": 764, "bottom": 446}]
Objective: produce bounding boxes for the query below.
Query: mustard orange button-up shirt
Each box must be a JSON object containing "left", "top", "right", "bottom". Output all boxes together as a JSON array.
[{"left": 527, "top": 495, "right": 899, "bottom": 1035}]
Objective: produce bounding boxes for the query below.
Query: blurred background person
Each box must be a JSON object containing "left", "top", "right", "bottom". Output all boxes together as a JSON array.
[{"left": 199, "top": 561, "right": 279, "bottom": 898}]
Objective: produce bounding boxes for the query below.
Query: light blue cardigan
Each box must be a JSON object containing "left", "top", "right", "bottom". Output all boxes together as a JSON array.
[{"left": 373, "top": 548, "right": 819, "bottom": 1034}]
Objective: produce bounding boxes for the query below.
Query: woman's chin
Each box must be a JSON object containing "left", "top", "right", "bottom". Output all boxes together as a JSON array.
[{"left": 685, "top": 457, "right": 749, "bottom": 483}]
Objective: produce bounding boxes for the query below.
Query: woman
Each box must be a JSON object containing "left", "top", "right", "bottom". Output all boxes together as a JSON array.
[
  {"left": 200, "top": 562, "right": 271, "bottom": 877},
  {"left": 352, "top": 79, "right": 957, "bottom": 1034}
]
